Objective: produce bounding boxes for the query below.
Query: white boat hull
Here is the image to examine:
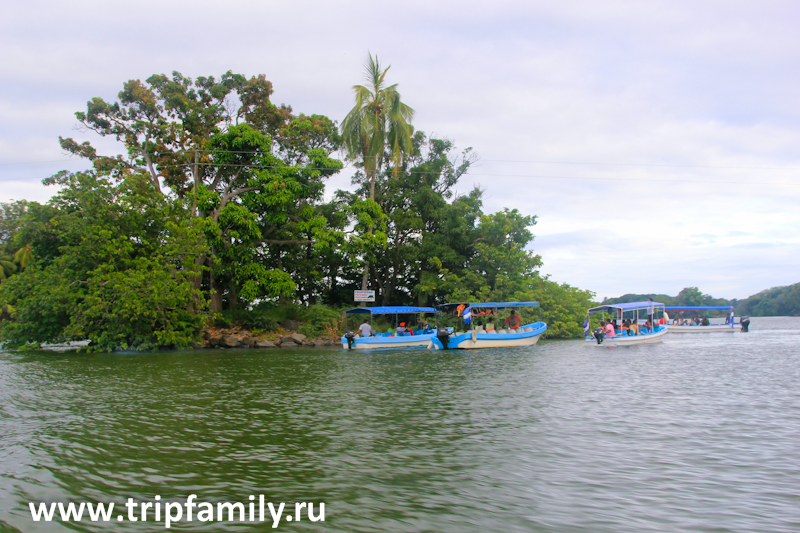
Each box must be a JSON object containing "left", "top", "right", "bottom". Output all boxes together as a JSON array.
[
  {"left": 452, "top": 333, "right": 542, "bottom": 349},
  {"left": 584, "top": 327, "right": 668, "bottom": 346},
  {"left": 431, "top": 322, "right": 547, "bottom": 350},
  {"left": 667, "top": 325, "right": 736, "bottom": 333}
]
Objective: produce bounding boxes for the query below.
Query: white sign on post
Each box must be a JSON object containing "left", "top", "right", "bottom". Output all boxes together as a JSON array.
[{"left": 354, "top": 290, "right": 376, "bottom": 302}]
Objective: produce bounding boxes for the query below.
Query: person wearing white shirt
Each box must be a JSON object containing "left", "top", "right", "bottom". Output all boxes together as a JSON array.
[{"left": 358, "top": 319, "right": 373, "bottom": 337}]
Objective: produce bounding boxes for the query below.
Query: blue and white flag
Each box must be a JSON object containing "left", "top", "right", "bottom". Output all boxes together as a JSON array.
[
  {"left": 462, "top": 306, "right": 472, "bottom": 324},
  {"left": 583, "top": 316, "right": 590, "bottom": 336}
]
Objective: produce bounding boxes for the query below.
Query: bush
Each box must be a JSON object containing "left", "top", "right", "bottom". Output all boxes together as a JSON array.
[
  {"left": 298, "top": 304, "right": 345, "bottom": 337},
  {"left": 215, "top": 308, "right": 279, "bottom": 331}
]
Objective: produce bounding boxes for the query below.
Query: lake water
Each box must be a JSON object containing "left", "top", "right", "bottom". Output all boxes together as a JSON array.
[{"left": 1, "top": 317, "right": 799, "bottom": 532}]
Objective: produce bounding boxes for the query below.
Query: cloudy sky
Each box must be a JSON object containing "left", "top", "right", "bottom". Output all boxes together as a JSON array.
[{"left": 2, "top": 0, "right": 798, "bottom": 300}]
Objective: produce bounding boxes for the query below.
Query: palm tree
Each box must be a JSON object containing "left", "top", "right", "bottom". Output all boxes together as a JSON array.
[
  {"left": 14, "top": 244, "right": 33, "bottom": 270},
  {"left": 341, "top": 54, "right": 415, "bottom": 290},
  {"left": 0, "top": 254, "right": 16, "bottom": 281}
]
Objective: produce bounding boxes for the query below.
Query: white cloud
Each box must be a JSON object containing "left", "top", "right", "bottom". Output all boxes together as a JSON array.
[{"left": 2, "top": 0, "right": 799, "bottom": 300}]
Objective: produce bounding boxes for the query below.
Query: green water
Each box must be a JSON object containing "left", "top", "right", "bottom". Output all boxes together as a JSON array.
[{"left": 2, "top": 317, "right": 800, "bottom": 532}]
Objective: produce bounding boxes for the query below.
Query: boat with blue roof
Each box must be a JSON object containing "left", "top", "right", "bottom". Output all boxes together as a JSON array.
[
  {"left": 431, "top": 302, "right": 547, "bottom": 349},
  {"left": 341, "top": 306, "right": 441, "bottom": 349},
  {"left": 584, "top": 301, "right": 668, "bottom": 346},
  {"left": 665, "top": 306, "right": 738, "bottom": 333}
]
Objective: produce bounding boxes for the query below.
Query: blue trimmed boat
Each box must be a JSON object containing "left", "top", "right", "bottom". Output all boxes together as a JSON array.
[
  {"left": 665, "top": 306, "right": 737, "bottom": 333},
  {"left": 341, "top": 306, "right": 440, "bottom": 349},
  {"left": 431, "top": 302, "right": 547, "bottom": 350},
  {"left": 584, "top": 301, "right": 668, "bottom": 346}
]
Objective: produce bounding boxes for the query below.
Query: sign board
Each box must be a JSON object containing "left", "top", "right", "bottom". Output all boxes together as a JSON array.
[{"left": 354, "top": 290, "right": 376, "bottom": 302}]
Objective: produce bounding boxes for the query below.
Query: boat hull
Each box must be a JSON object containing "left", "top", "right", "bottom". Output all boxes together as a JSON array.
[
  {"left": 341, "top": 333, "right": 436, "bottom": 350},
  {"left": 667, "top": 325, "right": 736, "bottom": 333},
  {"left": 431, "top": 322, "right": 547, "bottom": 350},
  {"left": 584, "top": 327, "right": 668, "bottom": 346}
]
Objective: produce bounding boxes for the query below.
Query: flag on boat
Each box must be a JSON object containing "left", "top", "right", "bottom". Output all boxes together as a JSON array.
[
  {"left": 583, "top": 316, "right": 590, "bottom": 336},
  {"left": 462, "top": 306, "right": 472, "bottom": 324}
]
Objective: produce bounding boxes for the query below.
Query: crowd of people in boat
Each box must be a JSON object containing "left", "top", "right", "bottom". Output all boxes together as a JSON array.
[
  {"left": 356, "top": 319, "right": 433, "bottom": 337},
  {"left": 598, "top": 317, "right": 661, "bottom": 337},
  {"left": 355, "top": 309, "right": 528, "bottom": 337},
  {"left": 672, "top": 316, "right": 711, "bottom": 326}
]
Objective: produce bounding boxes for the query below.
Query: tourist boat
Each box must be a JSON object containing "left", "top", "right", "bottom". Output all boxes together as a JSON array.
[
  {"left": 341, "top": 306, "right": 440, "bottom": 349},
  {"left": 584, "top": 301, "right": 668, "bottom": 346},
  {"left": 665, "top": 306, "right": 737, "bottom": 333},
  {"left": 430, "top": 302, "right": 547, "bottom": 350}
]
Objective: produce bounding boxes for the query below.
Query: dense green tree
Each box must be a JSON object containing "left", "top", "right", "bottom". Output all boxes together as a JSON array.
[
  {"left": 438, "top": 208, "right": 595, "bottom": 338},
  {"left": 0, "top": 172, "right": 207, "bottom": 350},
  {"left": 675, "top": 287, "right": 705, "bottom": 306},
  {"left": 57, "top": 71, "right": 343, "bottom": 311},
  {"left": 341, "top": 132, "right": 478, "bottom": 305}
]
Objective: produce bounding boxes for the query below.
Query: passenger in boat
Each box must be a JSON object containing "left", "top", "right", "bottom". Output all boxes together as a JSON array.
[
  {"left": 701, "top": 316, "right": 710, "bottom": 326},
  {"left": 645, "top": 319, "right": 653, "bottom": 333},
  {"left": 611, "top": 319, "right": 619, "bottom": 333},
  {"left": 485, "top": 319, "right": 496, "bottom": 332},
  {"left": 661, "top": 310, "right": 669, "bottom": 325},
  {"left": 358, "top": 319, "right": 373, "bottom": 337},
  {"left": 604, "top": 319, "right": 616, "bottom": 337},
  {"left": 474, "top": 319, "right": 485, "bottom": 332},
  {"left": 504, "top": 310, "right": 522, "bottom": 330},
  {"left": 621, "top": 319, "right": 630, "bottom": 336},
  {"left": 630, "top": 319, "right": 640, "bottom": 335},
  {"left": 396, "top": 322, "right": 408, "bottom": 336}
]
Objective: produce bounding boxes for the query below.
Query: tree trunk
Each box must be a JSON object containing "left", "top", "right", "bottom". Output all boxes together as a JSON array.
[
  {"left": 210, "top": 283, "right": 223, "bottom": 312},
  {"left": 191, "top": 254, "right": 205, "bottom": 291},
  {"left": 227, "top": 281, "right": 238, "bottom": 311},
  {"left": 209, "top": 258, "right": 223, "bottom": 313}
]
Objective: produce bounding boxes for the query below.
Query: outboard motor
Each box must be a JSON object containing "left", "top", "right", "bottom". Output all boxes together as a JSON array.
[
  {"left": 436, "top": 328, "right": 451, "bottom": 350},
  {"left": 740, "top": 317, "right": 750, "bottom": 333},
  {"left": 344, "top": 331, "right": 356, "bottom": 349},
  {"left": 593, "top": 327, "right": 605, "bottom": 345}
]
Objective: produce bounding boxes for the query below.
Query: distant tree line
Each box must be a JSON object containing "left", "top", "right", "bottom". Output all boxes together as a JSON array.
[
  {"left": 604, "top": 284, "right": 800, "bottom": 317},
  {"left": 735, "top": 283, "right": 800, "bottom": 317},
  {"left": 603, "top": 287, "right": 731, "bottom": 308}
]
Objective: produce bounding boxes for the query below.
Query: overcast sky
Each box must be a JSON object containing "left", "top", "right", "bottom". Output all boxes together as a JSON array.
[{"left": 2, "top": 0, "right": 799, "bottom": 300}]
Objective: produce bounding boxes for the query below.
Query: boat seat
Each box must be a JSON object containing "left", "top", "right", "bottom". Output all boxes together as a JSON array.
[
  {"left": 486, "top": 330, "right": 497, "bottom": 334},
  {"left": 523, "top": 327, "right": 533, "bottom": 332},
  {"left": 497, "top": 329, "right": 507, "bottom": 334}
]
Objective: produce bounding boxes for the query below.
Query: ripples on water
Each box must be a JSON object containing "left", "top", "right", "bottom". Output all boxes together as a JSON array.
[{"left": 1, "top": 317, "right": 800, "bottom": 532}]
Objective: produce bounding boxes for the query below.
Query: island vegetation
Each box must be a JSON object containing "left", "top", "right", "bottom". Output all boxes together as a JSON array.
[{"left": 0, "top": 60, "right": 597, "bottom": 351}]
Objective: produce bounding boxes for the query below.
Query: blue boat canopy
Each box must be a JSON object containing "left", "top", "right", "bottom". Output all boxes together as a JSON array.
[
  {"left": 588, "top": 301, "right": 665, "bottom": 314},
  {"left": 664, "top": 306, "right": 732, "bottom": 311},
  {"left": 439, "top": 301, "right": 539, "bottom": 310},
  {"left": 345, "top": 306, "right": 439, "bottom": 315}
]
